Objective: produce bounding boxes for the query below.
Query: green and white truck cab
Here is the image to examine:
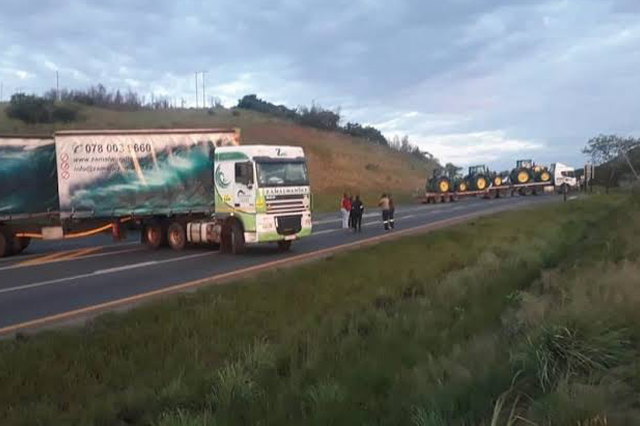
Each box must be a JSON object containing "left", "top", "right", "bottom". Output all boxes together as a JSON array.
[
  {"left": 187, "top": 145, "right": 312, "bottom": 253},
  {"left": 214, "top": 145, "right": 312, "bottom": 243}
]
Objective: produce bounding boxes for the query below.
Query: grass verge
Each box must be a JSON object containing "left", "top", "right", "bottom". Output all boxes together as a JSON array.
[{"left": 1, "top": 194, "right": 638, "bottom": 425}]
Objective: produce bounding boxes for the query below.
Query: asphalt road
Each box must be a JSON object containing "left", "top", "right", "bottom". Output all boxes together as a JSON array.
[{"left": 0, "top": 194, "right": 562, "bottom": 333}]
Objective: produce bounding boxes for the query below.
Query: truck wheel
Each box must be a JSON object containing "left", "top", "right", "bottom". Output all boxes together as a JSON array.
[
  {"left": 277, "top": 240, "right": 292, "bottom": 252},
  {"left": 145, "top": 223, "right": 164, "bottom": 250},
  {"left": 12, "top": 237, "right": 31, "bottom": 254},
  {"left": 230, "top": 221, "right": 247, "bottom": 255},
  {"left": 0, "top": 230, "right": 11, "bottom": 258},
  {"left": 167, "top": 222, "right": 187, "bottom": 251}
]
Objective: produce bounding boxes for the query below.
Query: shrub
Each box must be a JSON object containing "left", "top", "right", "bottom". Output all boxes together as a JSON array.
[
  {"left": 5, "top": 94, "right": 51, "bottom": 124},
  {"left": 5, "top": 93, "right": 79, "bottom": 124}
]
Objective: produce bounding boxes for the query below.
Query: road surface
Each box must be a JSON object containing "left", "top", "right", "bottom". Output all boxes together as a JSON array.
[{"left": 0, "top": 195, "right": 561, "bottom": 334}]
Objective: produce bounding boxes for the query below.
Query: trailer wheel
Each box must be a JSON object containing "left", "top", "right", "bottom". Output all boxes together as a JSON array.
[
  {"left": 277, "top": 240, "right": 292, "bottom": 252},
  {"left": 145, "top": 222, "right": 164, "bottom": 250},
  {"left": 167, "top": 222, "right": 187, "bottom": 251}
]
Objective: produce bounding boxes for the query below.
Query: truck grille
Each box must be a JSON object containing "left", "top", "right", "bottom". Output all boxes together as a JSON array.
[
  {"left": 276, "top": 215, "right": 302, "bottom": 235},
  {"left": 266, "top": 195, "right": 306, "bottom": 214}
]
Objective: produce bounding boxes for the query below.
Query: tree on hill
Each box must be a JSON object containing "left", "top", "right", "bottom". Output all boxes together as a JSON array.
[
  {"left": 5, "top": 93, "right": 78, "bottom": 124},
  {"left": 583, "top": 134, "right": 640, "bottom": 189},
  {"left": 444, "top": 163, "right": 462, "bottom": 179}
]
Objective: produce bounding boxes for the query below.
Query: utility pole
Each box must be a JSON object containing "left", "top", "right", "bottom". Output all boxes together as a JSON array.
[
  {"left": 195, "top": 72, "right": 199, "bottom": 108},
  {"left": 201, "top": 71, "right": 208, "bottom": 108},
  {"left": 0, "top": 81, "right": 3, "bottom": 102},
  {"left": 56, "top": 71, "right": 60, "bottom": 101}
]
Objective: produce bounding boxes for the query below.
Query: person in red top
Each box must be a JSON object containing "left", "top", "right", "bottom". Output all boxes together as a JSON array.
[{"left": 340, "top": 193, "right": 352, "bottom": 229}]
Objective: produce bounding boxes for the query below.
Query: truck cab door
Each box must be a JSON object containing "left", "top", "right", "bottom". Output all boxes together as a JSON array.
[{"left": 234, "top": 161, "right": 256, "bottom": 212}]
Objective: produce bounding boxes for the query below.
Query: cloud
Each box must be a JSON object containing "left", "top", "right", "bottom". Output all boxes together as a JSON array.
[{"left": 0, "top": 0, "right": 638, "bottom": 167}]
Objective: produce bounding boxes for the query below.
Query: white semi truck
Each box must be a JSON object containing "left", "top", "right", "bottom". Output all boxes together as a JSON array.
[
  {"left": 0, "top": 128, "right": 312, "bottom": 257},
  {"left": 550, "top": 162, "right": 578, "bottom": 190}
]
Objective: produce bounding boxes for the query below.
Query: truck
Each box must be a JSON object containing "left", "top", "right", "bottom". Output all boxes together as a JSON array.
[
  {"left": 0, "top": 128, "right": 312, "bottom": 257},
  {"left": 550, "top": 162, "right": 578, "bottom": 190}
]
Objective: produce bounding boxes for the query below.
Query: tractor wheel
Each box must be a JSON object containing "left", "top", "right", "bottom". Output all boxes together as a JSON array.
[
  {"left": 493, "top": 176, "right": 503, "bottom": 187},
  {"left": 457, "top": 182, "right": 468, "bottom": 192},
  {"left": 436, "top": 177, "right": 450, "bottom": 193},
  {"left": 515, "top": 168, "right": 531, "bottom": 184},
  {"left": 475, "top": 176, "right": 488, "bottom": 191},
  {"left": 539, "top": 171, "right": 551, "bottom": 182}
]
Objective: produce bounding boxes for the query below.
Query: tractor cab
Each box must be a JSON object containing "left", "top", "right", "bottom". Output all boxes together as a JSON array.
[
  {"left": 516, "top": 159, "right": 533, "bottom": 169},
  {"left": 468, "top": 165, "right": 488, "bottom": 176}
]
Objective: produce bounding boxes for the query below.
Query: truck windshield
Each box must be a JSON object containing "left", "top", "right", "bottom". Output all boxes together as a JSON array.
[{"left": 256, "top": 161, "right": 309, "bottom": 187}]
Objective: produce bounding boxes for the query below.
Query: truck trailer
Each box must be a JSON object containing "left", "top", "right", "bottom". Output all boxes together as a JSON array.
[{"left": 0, "top": 128, "right": 312, "bottom": 257}]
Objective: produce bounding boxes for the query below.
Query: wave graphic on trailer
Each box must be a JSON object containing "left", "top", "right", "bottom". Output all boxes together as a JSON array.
[
  {"left": 0, "top": 140, "right": 59, "bottom": 215},
  {"left": 64, "top": 144, "right": 215, "bottom": 216}
]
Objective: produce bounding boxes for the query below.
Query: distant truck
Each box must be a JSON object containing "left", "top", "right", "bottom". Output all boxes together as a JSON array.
[
  {"left": 0, "top": 129, "right": 312, "bottom": 257},
  {"left": 550, "top": 162, "right": 578, "bottom": 190}
]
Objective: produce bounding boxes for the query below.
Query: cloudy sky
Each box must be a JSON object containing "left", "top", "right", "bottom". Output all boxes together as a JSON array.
[{"left": 1, "top": 0, "right": 639, "bottom": 169}]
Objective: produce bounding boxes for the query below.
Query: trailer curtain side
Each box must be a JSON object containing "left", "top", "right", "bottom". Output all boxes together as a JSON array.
[{"left": 0, "top": 137, "right": 58, "bottom": 220}]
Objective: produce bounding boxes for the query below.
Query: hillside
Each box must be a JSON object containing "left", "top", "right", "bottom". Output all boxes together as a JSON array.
[{"left": 0, "top": 103, "right": 437, "bottom": 211}]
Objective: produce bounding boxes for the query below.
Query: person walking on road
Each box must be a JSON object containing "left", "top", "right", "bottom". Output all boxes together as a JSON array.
[
  {"left": 341, "top": 193, "right": 351, "bottom": 229},
  {"left": 388, "top": 193, "right": 395, "bottom": 229},
  {"left": 348, "top": 195, "right": 355, "bottom": 229},
  {"left": 378, "top": 193, "right": 391, "bottom": 231},
  {"left": 351, "top": 195, "right": 364, "bottom": 232}
]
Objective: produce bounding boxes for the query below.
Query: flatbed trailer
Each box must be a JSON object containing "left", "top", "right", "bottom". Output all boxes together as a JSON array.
[{"left": 417, "top": 181, "right": 554, "bottom": 204}]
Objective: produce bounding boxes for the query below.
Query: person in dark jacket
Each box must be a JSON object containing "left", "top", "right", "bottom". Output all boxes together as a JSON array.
[
  {"left": 348, "top": 195, "right": 355, "bottom": 229},
  {"left": 351, "top": 195, "right": 364, "bottom": 232}
]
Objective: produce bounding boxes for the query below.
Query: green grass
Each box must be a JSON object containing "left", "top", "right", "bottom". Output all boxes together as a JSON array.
[{"left": 1, "top": 194, "right": 639, "bottom": 425}]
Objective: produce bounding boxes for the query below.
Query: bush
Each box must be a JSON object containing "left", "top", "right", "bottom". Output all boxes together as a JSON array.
[
  {"left": 50, "top": 104, "right": 78, "bottom": 123},
  {"left": 5, "top": 94, "right": 51, "bottom": 124},
  {"left": 5, "top": 93, "right": 79, "bottom": 124}
]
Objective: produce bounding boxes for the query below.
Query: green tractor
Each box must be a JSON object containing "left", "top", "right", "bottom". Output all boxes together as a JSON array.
[
  {"left": 510, "top": 159, "right": 552, "bottom": 184},
  {"left": 427, "top": 168, "right": 451, "bottom": 193},
  {"left": 464, "top": 165, "right": 491, "bottom": 191},
  {"left": 533, "top": 164, "right": 552, "bottom": 183},
  {"left": 453, "top": 176, "right": 468, "bottom": 192}
]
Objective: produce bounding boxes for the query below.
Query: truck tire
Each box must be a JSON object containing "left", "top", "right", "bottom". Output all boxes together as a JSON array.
[
  {"left": 145, "top": 222, "right": 164, "bottom": 250},
  {"left": 12, "top": 237, "right": 31, "bottom": 254},
  {"left": 0, "top": 230, "right": 10, "bottom": 258},
  {"left": 277, "top": 240, "right": 292, "bottom": 252},
  {"left": 167, "top": 222, "right": 187, "bottom": 251},
  {"left": 229, "top": 220, "right": 247, "bottom": 255}
]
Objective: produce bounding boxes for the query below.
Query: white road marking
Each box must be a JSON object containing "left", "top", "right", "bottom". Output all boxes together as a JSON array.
[
  {"left": 0, "top": 252, "right": 216, "bottom": 295},
  {"left": 93, "top": 261, "right": 158, "bottom": 275}
]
